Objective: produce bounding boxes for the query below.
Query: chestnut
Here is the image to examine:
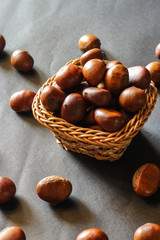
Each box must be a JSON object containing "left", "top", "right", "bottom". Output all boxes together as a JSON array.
[
  {"left": 106, "top": 60, "right": 122, "bottom": 70},
  {"left": 80, "top": 48, "right": 104, "bottom": 66},
  {"left": 61, "top": 93, "right": 87, "bottom": 123},
  {"left": 134, "top": 223, "right": 160, "bottom": 240},
  {"left": 94, "top": 108, "right": 125, "bottom": 132},
  {"left": 55, "top": 64, "right": 82, "bottom": 91},
  {"left": 0, "top": 177, "right": 16, "bottom": 204},
  {"left": 82, "top": 59, "right": 106, "bottom": 86},
  {"left": 36, "top": 175, "right": 72, "bottom": 205},
  {"left": 10, "top": 89, "right": 36, "bottom": 112},
  {"left": 132, "top": 163, "right": 160, "bottom": 197},
  {"left": 105, "top": 64, "right": 129, "bottom": 96},
  {"left": 0, "top": 226, "right": 26, "bottom": 240},
  {"left": 82, "top": 87, "right": 111, "bottom": 107},
  {"left": 155, "top": 43, "right": 160, "bottom": 59},
  {"left": 10, "top": 50, "right": 34, "bottom": 72},
  {"left": 78, "top": 34, "right": 101, "bottom": 53},
  {"left": 119, "top": 86, "right": 147, "bottom": 112},
  {"left": 76, "top": 228, "right": 109, "bottom": 240},
  {"left": 128, "top": 66, "right": 151, "bottom": 89},
  {"left": 146, "top": 62, "right": 160, "bottom": 85},
  {"left": 90, "top": 125, "right": 104, "bottom": 131},
  {"left": 0, "top": 34, "right": 6, "bottom": 52},
  {"left": 40, "top": 85, "right": 66, "bottom": 112}
]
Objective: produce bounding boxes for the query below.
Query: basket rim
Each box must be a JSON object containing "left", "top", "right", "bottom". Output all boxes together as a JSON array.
[{"left": 32, "top": 58, "right": 158, "bottom": 146}]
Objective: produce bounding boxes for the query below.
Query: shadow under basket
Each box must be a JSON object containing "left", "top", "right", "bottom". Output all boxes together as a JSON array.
[{"left": 32, "top": 58, "right": 158, "bottom": 161}]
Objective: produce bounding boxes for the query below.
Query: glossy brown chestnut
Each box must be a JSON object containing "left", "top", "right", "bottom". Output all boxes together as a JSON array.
[
  {"left": 119, "top": 86, "right": 147, "bottom": 112},
  {"left": 10, "top": 89, "right": 36, "bottom": 112},
  {"left": 36, "top": 175, "right": 72, "bottom": 205},
  {"left": 82, "top": 87, "right": 111, "bottom": 107},
  {"left": 40, "top": 85, "right": 66, "bottom": 112},
  {"left": 155, "top": 43, "right": 160, "bottom": 59},
  {"left": 76, "top": 228, "right": 109, "bottom": 240},
  {"left": 0, "top": 177, "right": 16, "bottom": 204},
  {"left": 61, "top": 93, "right": 87, "bottom": 123},
  {"left": 10, "top": 50, "right": 34, "bottom": 72},
  {"left": 146, "top": 62, "right": 160, "bottom": 85},
  {"left": 80, "top": 48, "right": 104, "bottom": 66},
  {"left": 132, "top": 163, "right": 160, "bottom": 197},
  {"left": 105, "top": 64, "right": 129, "bottom": 96},
  {"left": 0, "top": 226, "right": 26, "bottom": 240},
  {"left": 0, "top": 34, "right": 6, "bottom": 52},
  {"left": 82, "top": 59, "right": 106, "bottom": 86},
  {"left": 106, "top": 60, "right": 122, "bottom": 70},
  {"left": 94, "top": 108, "right": 125, "bottom": 132},
  {"left": 55, "top": 64, "right": 82, "bottom": 91},
  {"left": 78, "top": 34, "right": 101, "bottom": 53},
  {"left": 134, "top": 223, "right": 160, "bottom": 240},
  {"left": 128, "top": 66, "right": 151, "bottom": 89}
]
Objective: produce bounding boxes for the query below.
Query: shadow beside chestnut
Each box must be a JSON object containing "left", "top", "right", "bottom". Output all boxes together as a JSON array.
[
  {"left": 0, "top": 51, "right": 13, "bottom": 71},
  {"left": 49, "top": 196, "right": 95, "bottom": 224}
]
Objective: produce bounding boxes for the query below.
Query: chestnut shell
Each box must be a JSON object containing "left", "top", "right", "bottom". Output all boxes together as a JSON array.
[
  {"left": 76, "top": 228, "right": 109, "bottom": 240},
  {"left": 55, "top": 64, "right": 82, "bottom": 91},
  {"left": 105, "top": 64, "right": 129, "bottom": 96},
  {"left": 61, "top": 93, "right": 87, "bottom": 123},
  {"left": 0, "top": 177, "right": 16, "bottom": 204},
  {"left": 119, "top": 86, "right": 147, "bottom": 112},
  {"left": 146, "top": 62, "right": 160, "bottom": 85},
  {"left": 128, "top": 66, "right": 151, "bottom": 89},
  {"left": 82, "top": 59, "right": 106, "bottom": 86},
  {"left": 40, "top": 85, "right": 66, "bottom": 111},
  {"left": 134, "top": 223, "right": 160, "bottom": 240},
  {"left": 78, "top": 34, "right": 101, "bottom": 53},
  {"left": 10, "top": 50, "right": 34, "bottom": 72},
  {"left": 80, "top": 48, "right": 104, "bottom": 66},
  {"left": 94, "top": 108, "right": 125, "bottom": 132},
  {"left": 82, "top": 87, "right": 111, "bottom": 107},
  {"left": 0, "top": 226, "right": 26, "bottom": 240}
]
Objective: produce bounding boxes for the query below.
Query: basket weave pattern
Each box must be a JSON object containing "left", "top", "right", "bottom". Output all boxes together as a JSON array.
[{"left": 32, "top": 59, "right": 158, "bottom": 161}]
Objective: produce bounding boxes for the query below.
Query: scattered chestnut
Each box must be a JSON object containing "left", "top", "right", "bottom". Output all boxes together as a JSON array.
[
  {"left": 80, "top": 48, "right": 104, "bottom": 66},
  {"left": 146, "top": 62, "right": 160, "bottom": 85},
  {"left": 55, "top": 64, "right": 82, "bottom": 91},
  {"left": 155, "top": 43, "right": 160, "bottom": 59},
  {"left": 78, "top": 34, "right": 101, "bottom": 53},
  {"left": 40, "top": 85, "right": 66, "bottom": 112},
  {"left": 134, "top": 223, "right": 160, "bottom": 240},
  {"left": 0, "top": 226, "right": 26, "bottom": 240},
  {"left": 132, "top": 163, "right": 160, "bottom": 197},
  {"left": 76, "top": 228, "right": 109, "bottom": 240},
  {"left": 10, "top": 50, "right": 34, "bottom": 72},
  {"left": 0, "top": 177, "right": 16, "bottom": 204},
  {"left": 106, "top": 60, "right": 122, "bottom": 70},
  {"left": 119, "top": 86, "right": 146, "bottom": 112},
  {"left": 0, "top": 34, "right": 6, "bottom": 52},
  {"left": 105, "top": 64, "right": 129, "bottom": 96},
  {"left": 61, "top": 93, "right": 87, "bottom": 123},
  {"left": 82, "top": 87, "right": 111, "bottom": 107},
  {"left": 82, "top": 59, "right": 106, "bottom": 86},
  {"left": 128, "top": 66, "right": 151, "bottom": 89},
  {"left": 36, "top": 175, "right": 72, "bottom": 205},
  {"left": 10, "top": 89, "right": 36, "bottom": 112},
  {"left": 94, "top": 108, "right": 125, "bottom": 132}
]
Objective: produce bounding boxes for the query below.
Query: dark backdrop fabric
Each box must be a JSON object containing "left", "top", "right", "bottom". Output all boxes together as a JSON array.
[{"left": 0, "top": 1, "right": 160, "bottom": 239}]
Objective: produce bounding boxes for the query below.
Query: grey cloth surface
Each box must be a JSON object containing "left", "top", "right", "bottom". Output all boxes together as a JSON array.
[{"left": 0, "top": 0, "right": 160, "bottom": 239}]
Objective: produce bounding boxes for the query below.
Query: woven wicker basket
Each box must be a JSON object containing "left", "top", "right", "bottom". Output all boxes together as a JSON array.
[{"left": 32, "top": 58, "right": 158, "bottom": 161}]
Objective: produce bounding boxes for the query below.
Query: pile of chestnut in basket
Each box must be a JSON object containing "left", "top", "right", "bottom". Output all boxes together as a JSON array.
[{"left": 40, "top": 34, "right": 158, "bottom": 132}]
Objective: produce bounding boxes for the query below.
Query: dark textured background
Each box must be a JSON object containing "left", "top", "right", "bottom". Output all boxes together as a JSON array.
[{"left": 0, "top": 0, "right": 160, "bottom": 239}]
